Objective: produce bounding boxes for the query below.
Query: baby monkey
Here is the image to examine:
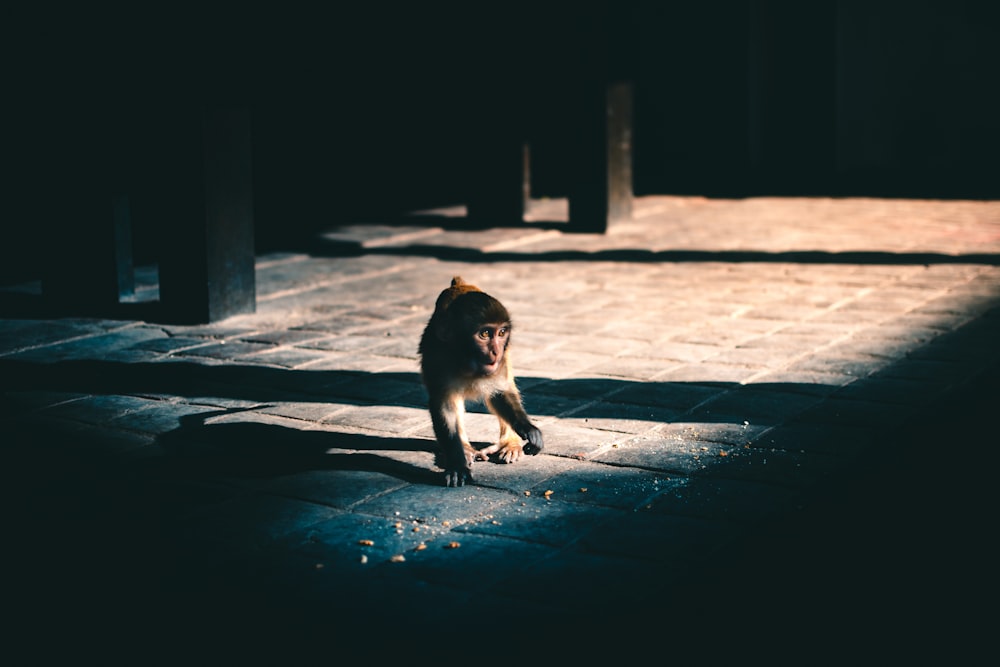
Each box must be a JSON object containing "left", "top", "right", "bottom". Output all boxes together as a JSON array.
[{"left": 419, "top": 276, "right": 543, "bottom": 487}]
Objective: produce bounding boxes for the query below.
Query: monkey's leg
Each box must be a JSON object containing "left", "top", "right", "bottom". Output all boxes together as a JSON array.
[
  {"left": 483, "top": 392, "right": 544, "bottom": 463},
  {"left": 430, "top": 393, "right": 477, "bottom": 487}
]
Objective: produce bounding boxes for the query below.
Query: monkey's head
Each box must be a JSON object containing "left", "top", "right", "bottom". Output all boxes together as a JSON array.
[{"left": 433, "top": 278, "right": 512, "bottom": 377}]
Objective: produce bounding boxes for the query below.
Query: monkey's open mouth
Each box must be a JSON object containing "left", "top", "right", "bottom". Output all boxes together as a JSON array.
[{"left": 478, "top": 360, "right": 500, "bottom": 375}]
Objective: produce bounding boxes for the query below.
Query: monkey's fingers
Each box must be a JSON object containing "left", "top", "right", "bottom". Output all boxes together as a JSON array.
[
  {"left": 496, "top": 445, "right": 522, "bottom": 464},
  {"left": 521, "top": 427, "right": 544, "bottom": 455},
  {"left": 444, "top": 468, "right": 473, "bottom": 487}
]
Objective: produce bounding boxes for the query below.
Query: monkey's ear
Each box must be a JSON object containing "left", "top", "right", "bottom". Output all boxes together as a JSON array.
[{"left": 451, "top": 276, "right": 466, "bottom": 287}]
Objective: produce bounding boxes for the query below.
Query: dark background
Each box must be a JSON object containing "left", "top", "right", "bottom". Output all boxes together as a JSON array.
[{"left": 3, "top": 1, "right": 999, "bottom": 284}]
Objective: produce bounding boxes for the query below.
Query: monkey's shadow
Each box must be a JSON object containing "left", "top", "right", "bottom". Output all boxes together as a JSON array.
[{"left": 155, "top": 409, "right": 449, "bottom": 485}]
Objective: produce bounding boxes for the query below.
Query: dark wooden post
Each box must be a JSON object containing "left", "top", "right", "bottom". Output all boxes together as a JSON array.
[
  {"left": 159, "top": 107, "right": 256, "bottom": 324},
  {"left": 567, "top": 80, "right": 634, "bottom": 233}
]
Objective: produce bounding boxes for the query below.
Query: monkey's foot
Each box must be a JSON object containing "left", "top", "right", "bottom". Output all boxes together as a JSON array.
[
  {"left": 477, "top": 441, "right": 526, "bottom": 464},
  {"left": 443, "top": 448, "right": 477, "bottom": 487}
]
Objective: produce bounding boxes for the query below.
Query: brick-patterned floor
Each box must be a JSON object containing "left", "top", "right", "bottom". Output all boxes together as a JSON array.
[{"left": 2, "top": 196, "right": 998, "bottom": 661}]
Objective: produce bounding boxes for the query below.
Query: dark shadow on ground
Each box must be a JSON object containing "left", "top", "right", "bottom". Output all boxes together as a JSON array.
[
  {"left": 311, "top": 237, "right": 1000, "bottom": 266},
  {"left": 0, "top": 356, "right": 856, "bottom": 423},
  {"left": 3, "top": 310, "right": 999, "bottom": 660},
  {"left": 154, "top": 409, "right": 440, "bottom": 484},
  {"left": 3, "top": 352, "right": 997, "bottom": 661}
]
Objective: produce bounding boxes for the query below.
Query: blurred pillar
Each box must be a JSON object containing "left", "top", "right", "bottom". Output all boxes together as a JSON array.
[
  {"left": 159, "top": 107, "right": 256, "bottom": 324},
  {"left": 567, "top": 80, "right": 633, "bottom": 233}
]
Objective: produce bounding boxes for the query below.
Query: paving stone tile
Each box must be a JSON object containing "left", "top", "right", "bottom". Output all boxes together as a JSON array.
[
  {"left": 160, "top": 324, "right": 257, "bottom": 339},
  {"left": 565, "top": 398, "right": 681, "bottom": 427},
  {"left": 654, "top": 362, "right": 764, "bottom": 385},
  {"left": 524, "top": 420, "right": 627, "bottom": 459},
  {"left": 740, "top": 303, "right": 830, "bottom": 321},
  {"left": 279, "top": 510, "right": 426, "bottom": 568},
  {"left": 751, "top": 421, "right": 875, "bottom": 457},
  {"left": 745, "top": 369, "right": 856, "bottom": 392},
  {"left": 792, "top": 396, "right": 919, "bottom": 428},
  {"left": 453, "top": 495, "right": 621, "bottom": 547},
  {"left": 852, "top": 323, "right": 944, "bottom": 345},
  {"left": 512, "top": 349, "right": 610, "bottom": 377},
  {"left": 177, "top": 341, "right": 274, "bottom": 360},
  {"left": 587, "top": 356, "right": 679, "bottom": 381},
  {"left": 606, "top": 380, "right": 726, "bottom": 410},
  {"left": 527, "top": 376, "right": 634, "bottom": 401},
  {"left": 236, "top": 347, "right": 334, "bottom": 369},
  {"left": 4, "top": 326, "right": 168, "bottom": 363},
  {"left": 644, "top": 476, "right": 799, "bottom": 522},
  {"left": 830, "top": 376, "right": 950, "bottom": 406},
  {"left": 238, "top": 330, "right": 331, "bottom": 346},
  {"left": 689, "top": 387, "right": 826, "bottom": 425},
  {"left": 320, "top": 370, "right": 425, "bottom": 404},
  {"left": 696, "top": 446, "right": 845, "bottom": 489},
  {"left": 321, "top": 404, "right": 428, "bottom": 434},
  {"left": 128, "top": 336, "right": 215, "bottom": 354},
  {"left": 295, "top": 334, "right": 390, "bottom": 353},
  {"left": 704, "top": 345, "right": 808, "bottom": 369},
  {"left": 463, "top": 451, "right": 582, "bottom": 492},
  {"left": 519, "top": 388, "right": 582, "bottom": 418},
  {"left": 621, "top": 339, "right": 721, "bottom": 363},
  {"left": 786, "top": 354, "right": 882, "bottom": 378},
  {"left": 259, "top": 401, "right": 347, "bottom": 422},
  {"left": 525, "top": 461, "right": 681, "bottom": 510},
  {"left": 36, "top": 393, "right": 163, "bottom": 424},
  {"left": 821, "top": 337, "right": 918, "bottom": 360},
  {"left": 184, "top": 494, "right": 342, "bottom": 548},
  {"left": 591, "top": 431, "right": 736, "bottom": 474},
  {"left": 352, "top": 483, "right": 516, "bottom": 525},
  {"left": 0, "top": 319, "right": 106, "bottom": 355},
  {"left": 110, "top": 402, "right": 229, "bottom": 435},
  {"left": 736, "top": 330, "right": 843, "bottom": 351},
  {"left": 368, "top": 533, "right": 560, "bottom": 599},
  {"left": 261, "top": 469, "right": 409, "bottom": 509},
  {"left": 290, "top": 314, "right": 399, "bottom": 335}
]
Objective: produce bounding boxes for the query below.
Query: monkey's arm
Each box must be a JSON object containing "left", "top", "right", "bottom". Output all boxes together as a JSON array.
[
  {"left": 485, "top": 390, "right": 543, "bottom": 455},
  {"left": 428, "top": 392, "right": 476, "bottom": 487}
]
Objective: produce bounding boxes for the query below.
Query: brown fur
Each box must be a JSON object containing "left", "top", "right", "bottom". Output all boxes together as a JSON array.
[{"left": 418, "top": 276, "right": 543, "bottom": 487}]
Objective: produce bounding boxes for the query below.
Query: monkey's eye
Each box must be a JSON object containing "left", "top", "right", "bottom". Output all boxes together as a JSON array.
[
  {"left": 477, "top": 329, "right": 491, "bottom": 340},
  {"left": 497, "top": 327, "right": 509, "bottom": 337}
]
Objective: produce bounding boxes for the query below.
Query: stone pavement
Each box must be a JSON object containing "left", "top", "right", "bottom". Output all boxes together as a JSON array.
[{"left": 2, "top": 196, "right": 999, "bottom": 662}]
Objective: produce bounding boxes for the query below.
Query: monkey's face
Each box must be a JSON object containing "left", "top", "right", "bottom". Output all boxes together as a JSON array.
[
  {"left": 468, "top": 324, "right": 510, "bottom": 376},
  {"left": 435, "top": 290, "right": 513, "bottom": 378}
]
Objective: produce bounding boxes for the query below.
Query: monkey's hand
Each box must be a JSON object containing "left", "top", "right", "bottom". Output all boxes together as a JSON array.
[
  {"left": 520, "top": 425, "right": 544, "bottom": 456},
  {"left": 478, "top": 423, "right": 543, "bottom": 464}
]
